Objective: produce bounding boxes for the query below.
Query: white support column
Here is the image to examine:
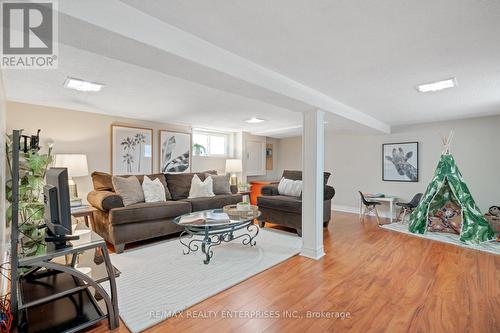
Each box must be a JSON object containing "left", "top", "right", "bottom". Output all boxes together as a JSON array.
[{"left": 301, "top": 109, "right": 325, "bottom": 260}]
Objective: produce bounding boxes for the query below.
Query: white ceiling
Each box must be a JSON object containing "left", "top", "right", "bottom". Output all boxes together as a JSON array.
[
  {"left": 4, "top": 1, "right": 500, "bottom": 137},
  {"left": 121, "top": 0, "right": 500, "bottom": 125},
  {"left": 4, "top": 44, "right": 374, "bottom": 138},
  {"left": 4, "top": 44, "right": 302, "bottom": 134}
]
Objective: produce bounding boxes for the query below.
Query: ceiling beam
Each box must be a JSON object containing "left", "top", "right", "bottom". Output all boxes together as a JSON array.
[{"left": 58, "top": 0, "right": 391, "bottom": 133}]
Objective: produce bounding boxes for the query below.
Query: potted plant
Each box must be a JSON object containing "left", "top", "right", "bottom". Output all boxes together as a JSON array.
[
  {"left": 192, "top": 143, "right": 207, "bottom": 156},
  {"left": 5, "top": 131, "right": 53, "bottom": 256},
  {"left": 236, "top": 201, "right": 251, "bottom": 211}
]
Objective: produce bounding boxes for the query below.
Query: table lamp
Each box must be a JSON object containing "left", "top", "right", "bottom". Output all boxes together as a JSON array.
[
  {"left": 54, "top": 154, "right": 89, "bottom": 207},
  {"left": 225, "top": 159, "right": 242, "bottom": 186}
]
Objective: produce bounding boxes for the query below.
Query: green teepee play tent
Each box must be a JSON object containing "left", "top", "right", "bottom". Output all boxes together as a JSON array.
[{"left": 408, "top": 132, "right": 495, "bottom": 244}]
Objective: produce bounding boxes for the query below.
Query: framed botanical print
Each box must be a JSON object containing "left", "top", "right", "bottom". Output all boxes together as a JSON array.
[
  {"left": 383, "top": 142, "right": 419, "bottom": 182},
  {"left": 159, "top": 130, "right": 191, "bottom": 173},
  {"left": 111, "top": 125, "right": 153, "bottom": 175}
]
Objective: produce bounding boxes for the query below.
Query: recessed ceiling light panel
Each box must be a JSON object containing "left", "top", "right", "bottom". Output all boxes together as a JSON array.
[
  {"left": 245, "top": 117, "right": 265, "bottom": 123},
  {"left": 416, "top": 78, "right": 456, "bottom": 93},
  {"left": 64, "top": 77, "right": 104, "bottom": 92}
]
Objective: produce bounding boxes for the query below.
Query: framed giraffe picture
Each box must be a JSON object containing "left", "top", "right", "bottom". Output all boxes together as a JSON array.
[
  {"left": 382, "top": 142, "right": 419, "bottom": 182},
  {"left": 159, "top": 130, "right": 191, "bottom": 173}
]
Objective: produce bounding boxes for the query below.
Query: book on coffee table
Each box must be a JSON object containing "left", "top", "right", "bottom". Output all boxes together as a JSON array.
[
  {"left": 178, "top": 211, "right": 230, "bottom": 225},
  {"left": 178, "top": 212, "right": 205, "bottom": 225},
  {"left": 205, "top": 211, "right": 230, "bottom": 222}
]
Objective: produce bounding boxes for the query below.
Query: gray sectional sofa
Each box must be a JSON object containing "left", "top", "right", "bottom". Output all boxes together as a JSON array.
[{"left": 87, "top": 171, "right": 242, "bottom": 253}]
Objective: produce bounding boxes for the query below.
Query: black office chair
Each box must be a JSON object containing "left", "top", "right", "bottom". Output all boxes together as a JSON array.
[
  {"left": 359, "top": 191, "right": 381, "bottom": 224},
  {"left": 396, "top": 193, "right": 423, "bottom": 224}
]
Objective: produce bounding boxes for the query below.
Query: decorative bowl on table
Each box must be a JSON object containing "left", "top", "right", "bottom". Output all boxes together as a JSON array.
[{"left": 223, "top": 204, "right": 259, "bottom": 219}]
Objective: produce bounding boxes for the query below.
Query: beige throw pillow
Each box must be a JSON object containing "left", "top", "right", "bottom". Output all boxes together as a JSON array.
[
  {"left": 278, "top": 177, "right": 303, "bottom": 197},
  {"left": 142, "top": 176, "right": 167, "bottom": 203},
  {"left": 188, "top": 174, "right": 215, "bottom": 198},
  {"left": 112, "top": 176, "right": 145, "bottom": 206}
]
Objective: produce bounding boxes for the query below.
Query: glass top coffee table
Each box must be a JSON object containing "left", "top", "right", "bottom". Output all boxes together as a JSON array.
[{"left": 173, "top": 208, "right": 261, "bottom": 264}]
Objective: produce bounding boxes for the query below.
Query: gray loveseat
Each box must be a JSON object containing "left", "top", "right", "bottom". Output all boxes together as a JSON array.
[
  {"left": 257, "top": 170, "right": 335, "bottom": 236},
  {"left": 87, "top": 171, "right": 242, "bottom": 253}
]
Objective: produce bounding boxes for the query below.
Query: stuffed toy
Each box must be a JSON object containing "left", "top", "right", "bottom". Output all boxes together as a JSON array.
[
  {"left": 488, "top": 206, "right": 500, "bottom": 217},
  {"left": 427, "top": 202, "right": 462, "bottom": 234}
]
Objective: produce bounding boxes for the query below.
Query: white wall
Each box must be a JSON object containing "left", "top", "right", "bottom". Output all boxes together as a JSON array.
[
  {"left": 276, "top": 135, "right": 302, "bottom": 173},
  {"left": 192, "top": 156, "right": 227, "bottom": 174},
  {"left": 276, "top": 115, "right": 500, "bottom": 214},
  {"left": 246, "top": 135, "right": 281, "bottom": 182},
  {"left": 5, "top": 102, "right": 227, "bottom": 202}
]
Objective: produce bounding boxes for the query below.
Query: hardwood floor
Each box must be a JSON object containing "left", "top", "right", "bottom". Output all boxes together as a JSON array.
[{"left": 89, "top": 212, "right": 500, "bottom": 333}]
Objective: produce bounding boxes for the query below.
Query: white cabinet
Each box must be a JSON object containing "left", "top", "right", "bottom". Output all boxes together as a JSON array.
[{"left": 245, "top": 140, "right": 266, "bottom": 176}]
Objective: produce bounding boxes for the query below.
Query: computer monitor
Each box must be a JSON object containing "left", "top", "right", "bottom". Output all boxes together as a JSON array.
[{"left": 44, "top": 168, "right": 77, "bottom": 248}]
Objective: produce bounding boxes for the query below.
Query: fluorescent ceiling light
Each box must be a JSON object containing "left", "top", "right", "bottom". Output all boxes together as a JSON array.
[
  {"left": 64, "top": 77, "right": 104, "bottom": 92},
  {"left": 416, "top": 78, "right": 456, "bottom": 93},
  {"left": 245, "top": 117, "right": 265, "bottom": 123}
]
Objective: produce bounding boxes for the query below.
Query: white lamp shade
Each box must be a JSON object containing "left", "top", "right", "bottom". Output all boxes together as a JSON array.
[
  {"left": 54, "top": 154, "right": 89, "bottom": 178},
  {"left": 225, "top": 159, "right": 242, "bottom": 173}
]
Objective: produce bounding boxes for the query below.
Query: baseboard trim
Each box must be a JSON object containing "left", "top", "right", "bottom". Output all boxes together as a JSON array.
[
  {"left": 300, "top": 247, "right": 325, "bottom": 260},
  {"left": 332, "top": 204, "right": 395, "bottom": 219},
  {"left": 331, "top": 204, "right": 359, "bottom": 214}
]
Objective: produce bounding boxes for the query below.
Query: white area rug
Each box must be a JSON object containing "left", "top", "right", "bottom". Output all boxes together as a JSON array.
[
  {"left": 103, "top": 228, "right": 301, "bottom": 333},
  {"left": 381, "top": 223, "right": 500, "bottom": 255}
]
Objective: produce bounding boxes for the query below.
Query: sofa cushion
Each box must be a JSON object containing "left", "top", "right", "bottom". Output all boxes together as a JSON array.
[
  {"left": 278, "top": 178, "right": 302, "bottom": 197},
  {"left": 282, "top": 170, "right": 331, "bottom": 185},
  {"left": 166, "top": 170, "right": 217, "bottom": 200},
  {"left": 142, "top": 176, "right": 167, "bottom": 203},
  {"left": 207, "top": 174, "right": 231, "bottom": 195},
  {"left": 188, "top": 174, "right": 215, "bottom": 198},
  {"left": 109, "top": 201, "right": 192, "bottom": 225},
  {"left": 257, "top": 195, "right": 302, "bottom": 214},
  {"left": 124, "top": 174, "right": 172, "bottom": 200},
  {"left": 91, "top": 172, "right": 173, "bottom": 199},
  {"left": 181, "top": 194, "right": 242, "bottom": 212},
  {"left": 91, "top": 171, "right": 114, "bottom": 191},
  {"left": 112, "top": 176, "right": 145, "bottom": 206}
]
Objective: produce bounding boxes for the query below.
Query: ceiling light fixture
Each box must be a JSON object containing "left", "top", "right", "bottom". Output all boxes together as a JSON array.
[
  {"left": 245, "top": 117, "right": 265, "bottom": 123},
  {"left": 64, "top": 77, "right": 104, "bottom": 92},
  {"left": 416, "top": 78, "right": 456, "bottom": 93}
]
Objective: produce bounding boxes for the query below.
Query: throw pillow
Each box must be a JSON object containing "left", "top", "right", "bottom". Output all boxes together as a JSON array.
[
  {"left": 134, "top": 174, "right": 172, "bottom": 200},
  {"left": 91, "top": 171, "right": 114, "bottom": 191},
  {"left": 206, "top": 173, "right": 231, "bottom": 195},
  {"left": 188, "top": 174, "right": 215, "bottom": 198},
  {"left": 142, "top": 176, "right": 167, "bottom": 203},
  {"left": 151, "top": 175, "right": 172, "bottom": 200},
  {"left": 112, "top": 176, "right": 145, "bottom": 206},
  {"left": 166, "top": 171, "right": 217, "bottom": 200},
  {"left": 278, "top": 177, "right": 303, "bottom": 197}
]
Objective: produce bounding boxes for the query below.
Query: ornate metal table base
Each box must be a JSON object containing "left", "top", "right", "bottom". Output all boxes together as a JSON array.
[{"left": 179, "top": 222, "right": 259, "bottom": 264}]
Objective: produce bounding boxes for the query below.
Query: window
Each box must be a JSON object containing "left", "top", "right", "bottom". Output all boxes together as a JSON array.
[{"left": 192, "top": 130, "right": 228, "bottom": 156}]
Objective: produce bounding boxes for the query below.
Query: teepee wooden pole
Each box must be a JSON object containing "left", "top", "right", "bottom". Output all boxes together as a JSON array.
[
  {"left": 442, "top": 130, "right": 454, "bottom": 154},
  {"left": 447, "top": 130, "right": 455, "bottom": 153},
  {"left": 439, "top": 132, "right": 447, "bottom": 146}
]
